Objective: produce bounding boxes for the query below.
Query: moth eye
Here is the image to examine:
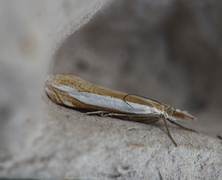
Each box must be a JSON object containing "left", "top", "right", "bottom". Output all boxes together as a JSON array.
[{"left": 167, "top": 108, "right": 174, "bottom": 116}]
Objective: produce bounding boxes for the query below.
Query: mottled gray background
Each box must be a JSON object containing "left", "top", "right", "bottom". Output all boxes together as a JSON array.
[
  {"left": 0, "top": 0, "right": 222, "bottom": 179},
  {"left": 50, "top": 0, "right": 222, "bottom": 134}
]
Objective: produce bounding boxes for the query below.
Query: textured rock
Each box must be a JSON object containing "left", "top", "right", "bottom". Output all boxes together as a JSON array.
[{"left": 0, "top": 0, "right": 222, "bottom": 179}]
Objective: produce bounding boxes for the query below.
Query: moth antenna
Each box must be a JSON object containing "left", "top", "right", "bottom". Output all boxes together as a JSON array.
[
  {"left": 123, "top": 94, "right": 133, "bottom": 109},
  {"left": 173, "top": 110, "right": 196, "bottom": 122}
]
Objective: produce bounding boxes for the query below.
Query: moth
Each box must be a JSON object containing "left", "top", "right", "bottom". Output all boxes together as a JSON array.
[{"left": 45, "top": 74, "right": 198, "bottom": 147}]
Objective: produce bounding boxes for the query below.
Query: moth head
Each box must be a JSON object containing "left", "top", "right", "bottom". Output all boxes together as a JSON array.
[{"left": 166, "top": 106, "right": 196, "bottom": 122}]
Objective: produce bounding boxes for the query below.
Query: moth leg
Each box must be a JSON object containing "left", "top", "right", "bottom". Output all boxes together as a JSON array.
[
  {"left": 136, "top": 118, "right": 159, "bottom": 124},
  {"left": 102, "top": 112, "right": 133, "bottom": 120},
  {"left": 104, "top": 113, "right": 160, "bottom": 122},
  {"left": 167, "top": 119, "right": 199, "bottom": 133},
  {"left": 104, "top": 113, "right": 159, "bottom": 118},
  {"left": 161, "top": 115, "right": 177, "bottom": 147},
  {"left": 85, "top": 111, "right": 109, "bottom": 116}
]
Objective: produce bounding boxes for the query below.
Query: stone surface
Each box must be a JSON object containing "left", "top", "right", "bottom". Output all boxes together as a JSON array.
[{"left": 0, "top": 0, "right": 222, "bottom": 179}]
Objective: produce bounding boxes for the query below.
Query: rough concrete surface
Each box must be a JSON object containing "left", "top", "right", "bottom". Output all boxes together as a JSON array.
[{"left": 0, "top": 0, "right": 222, "bottom": 179}]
